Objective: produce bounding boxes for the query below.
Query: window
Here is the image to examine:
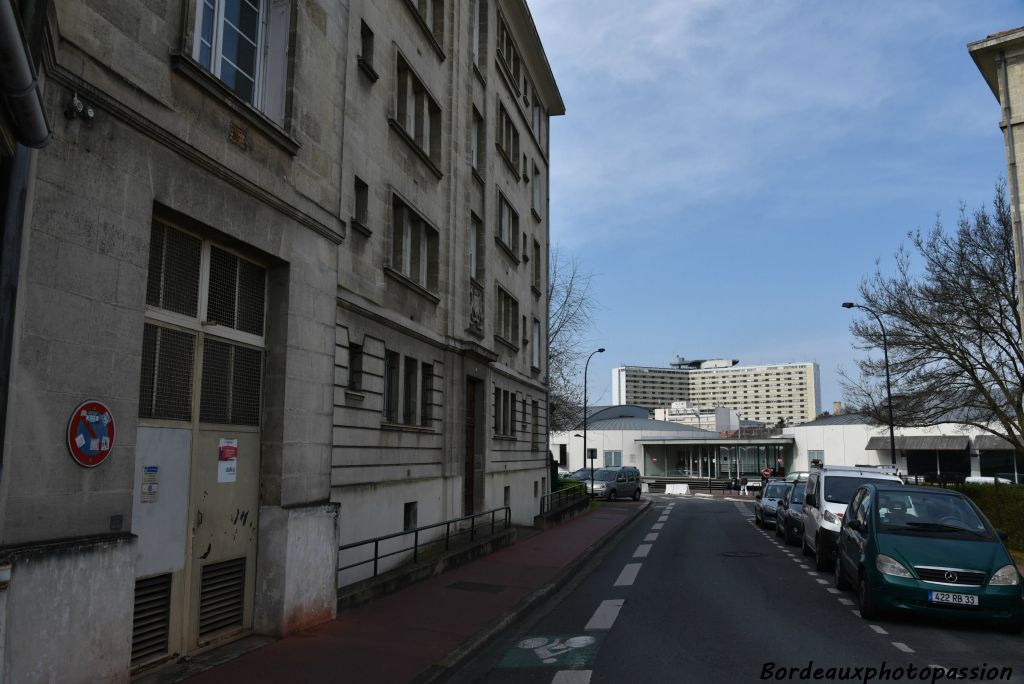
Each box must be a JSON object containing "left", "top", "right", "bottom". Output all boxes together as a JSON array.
[
  {"left": 410, "top": 0, "right": 443, "bottom": 43},
  {"left": 141, "top": 220, "right": 266, "bottom": 426},
  {"left": 472, "top": 0, "right": 487, "bottom": 67},
  {"left": 604, "top": 451, "right": 622, "bottom": 467},
  {"left": 353, "top": 176, "right": 369, "bottom": 229},
  {"left": 808, "top": 449, "right": 824, "bottom": 465},
  {"left": 531, "top": 319, "right": 541, "bottom": 369},
  {"left": 494, "top": 387, "right": 515, "bottom": 436},
  {"left": 469, "top": 213, "right": 484, "bottom": 281},
  {"left": 503, "top": 485, "right": 510, "bottom": 507},
  {"left": 494, "top": 286, "right": 519, "bottom": 346},
  {"left": 384, "top": 350, "right": 400, "bottom": 422},
  {"left": 191, "top": 0, "right": 290, "bottom": 122},
  {"left": 531, "top": 89, "right": 542, "bottom": 138},
  {"left": 420, "top": 363, "right": 433, "bottom": 426},
  {"left": 532, "top": 164, "right": 542, "bottom": 214},
  {"left": 403, "top": 501, "right": 418, "bottom": 531},
  {"left": 403, "top": 357, "right": 418, "bottom": 425},
  {"left": 531, "top": 400, "right": 540, "bottom": 450},
  {"left": 395, "top": 54, "right": 442, "bottom": 165},
  {"left": 471, "top": 108, "right": 483, "bottom": 172},
  {"left": 496, "top": 103, "right": 519, "bottom": 169},
  {"left": 497, "top": 193, "right": 518, "bottom": 254},
  {"left": 531, "top": 240, "right": 541, "bottom": 289},
  {"left": 349, "top": 342, "right": 363, "bottom": 390},
  {"left": 359, "top": 20, "right": 375, "bottom": 69},
  {"left": 391, "top": 196, "right": 439, "bottom": 292},
  {"left": 496, "top": 14, "right": 520, "bottom": 85}
]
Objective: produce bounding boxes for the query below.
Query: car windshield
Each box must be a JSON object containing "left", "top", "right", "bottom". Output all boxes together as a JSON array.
[
  {"left": 824, "top": 477, "right": 894, "bottom": 504},
  {"left": 594, "top": 470, "right": 617, "bottom": 481},
  {"left": 876, "top": 491, "right": 991, "bottom": 539},
  {"left": 764, "top": 483, "right": 787, "bottom": 499}
]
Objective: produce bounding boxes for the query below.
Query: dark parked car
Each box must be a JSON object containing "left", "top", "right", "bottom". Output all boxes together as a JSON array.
[
  {"left": 835, "top": 483, "right": 1023, "bottom": 632},
  {"left": 775, "top": 481, "right": 806, "bottom": 545},
  {"left": 754, "top": 480, "right": 789, "bottom": 528}
]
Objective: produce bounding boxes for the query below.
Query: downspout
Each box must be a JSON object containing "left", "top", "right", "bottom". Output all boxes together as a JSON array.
[{"left": 0, "top": 0, "right": 50, "bottom": 148}]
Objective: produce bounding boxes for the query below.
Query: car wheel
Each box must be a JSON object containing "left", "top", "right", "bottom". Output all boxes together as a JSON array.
[
  {"left": 834, "top": 554, "right": 848, "bottom": 590},
  {"left": 858, "top": 574, "right": 880, "bottom": 620},
  {"left": 755, "top": 512, "right": 762, "bottom": 527},
  {"left": 632, "top": 487, "right": 641, "bottom": 501},
  {"left": 608, "top": 489, "right": 617, "bottom": 501},
  {"left": 814, "top": 534, "right": 830, "bottom": 571}
]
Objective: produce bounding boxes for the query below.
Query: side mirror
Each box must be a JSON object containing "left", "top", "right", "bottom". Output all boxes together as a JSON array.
[{"left": 997, "top": 529, "right": 1009, "bottom": 542}]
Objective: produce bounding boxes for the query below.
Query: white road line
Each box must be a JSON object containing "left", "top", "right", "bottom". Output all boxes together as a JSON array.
[
  {"left": 805, "top": 571, "right": 818, "bottom": 577},
  {"left": 644, "top": 533, "right": 659, "bottom": 542},
  {"left": 838, "top": 598, "right": 854, "bottom": 606},
  {"left": 553, "top": 671, "right": 592, "bottom": 684},
  {"left": 870, "top": 625, "right": 888, "bottom": 635},
  {"left": 851, "top": 609, "right": 861, "bottom": 618},
  {"left": 815, "top": 579, "right": 829, "bottom": 585},
  {"left": 585, "top": 599, "right": 624, "bottom": 631},
  {"left": 614, "top": 563, "right": 642, "bottom": 587},
  {"left": 826, "top": 588, "right": 840, "bottom": 594},
  {"left": 892, "top": 642, "right": 914, "bottom": 654},
  {"left": 633, "top": 544, "right": 652, "bottom": 558},
  {"left": 651, "top": 523, "right": 664, "bottom": 530}
]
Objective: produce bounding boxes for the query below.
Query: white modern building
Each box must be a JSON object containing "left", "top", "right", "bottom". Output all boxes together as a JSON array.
[
  {"left": 783, "top": 414, "right": 1023, "bottom": 482},
  {"left": 613, "top": 357, "right": 821, "bottom": 426},
  {"left": 654, "top": 401, "right": 740, "bottom": 432}
]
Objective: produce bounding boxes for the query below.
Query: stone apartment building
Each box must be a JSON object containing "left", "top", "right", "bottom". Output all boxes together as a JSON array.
[{"left": 0, "top": 0, "right": 561, "bottom": 681}]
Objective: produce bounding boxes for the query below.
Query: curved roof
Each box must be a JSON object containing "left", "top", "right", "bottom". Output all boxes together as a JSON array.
[{"left": 587, "top": 416, "right": 717, "bottom": 435}]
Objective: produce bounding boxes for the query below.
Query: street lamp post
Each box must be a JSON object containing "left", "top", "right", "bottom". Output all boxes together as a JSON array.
[
  {"left": 843, "top": 302, "right": 897, "bottom": 465},
  {"left": 583, "top": 347, "right": 605, "bottom": 499}
]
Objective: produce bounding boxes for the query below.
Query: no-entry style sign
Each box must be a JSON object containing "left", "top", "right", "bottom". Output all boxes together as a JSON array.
[{"left": 67, "top": 400, "right": 115, "bottom": 467}]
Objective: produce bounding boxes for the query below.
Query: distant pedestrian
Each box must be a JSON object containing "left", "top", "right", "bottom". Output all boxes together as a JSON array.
[{"left": 740, "top": 476, "right": 748, "bottom": 496}]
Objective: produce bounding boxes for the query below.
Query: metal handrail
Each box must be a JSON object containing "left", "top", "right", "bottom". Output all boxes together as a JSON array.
[
  {"left": 540, "top": 482, "right": 587, "bottom": 514},
  {"left": 338, "top": 506, "right": 511, "bottom": 578}
]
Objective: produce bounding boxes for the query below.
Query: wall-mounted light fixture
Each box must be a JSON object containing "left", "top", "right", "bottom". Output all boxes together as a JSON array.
[{"left": 64, "top": 92, "right": 95, "bottom": 121}]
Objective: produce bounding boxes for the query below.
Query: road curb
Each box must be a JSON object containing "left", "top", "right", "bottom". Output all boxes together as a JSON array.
[{"left": 413, "top": 499, "right": 653, "bottom": 684}]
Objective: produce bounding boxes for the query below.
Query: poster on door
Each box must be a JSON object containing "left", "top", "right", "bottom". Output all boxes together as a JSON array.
[{"left": 218, "top": 438, "right": 238, "bottom": 483}]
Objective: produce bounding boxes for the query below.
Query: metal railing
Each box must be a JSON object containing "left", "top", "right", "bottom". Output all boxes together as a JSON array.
[
  {"left": 338, "top": 506, "right": 511, "bottom": 579},
  {"left": 540, "top": 482, "right": 587, "bottom": 514}
]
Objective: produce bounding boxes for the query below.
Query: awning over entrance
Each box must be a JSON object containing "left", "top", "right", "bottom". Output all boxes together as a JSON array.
[
  {"left": 974, "top": 434, "right": 1015, "bottom": 451},
  {"left": 865, "top": 436, "right": 969, "bottom": 451}
]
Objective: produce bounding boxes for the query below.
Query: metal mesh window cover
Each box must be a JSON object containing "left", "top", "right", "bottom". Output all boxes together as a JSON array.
[
  {"left": 146, "top": 221, "right": 202, "bottom": 317},
  {"left": 207, "top": 246, "right": 266, "bottom": 336},
  {"left": 131, "top": 573, "right": 172, "bottom": 665},
  {"left": 139, "top": 324, "right": 196, "bottom": 421},
  {"left": 200, "top": 338, "right": 263, "bottom": 426},
  {"left": 198, "top": 557, "right": 246, "bottom": 638}
]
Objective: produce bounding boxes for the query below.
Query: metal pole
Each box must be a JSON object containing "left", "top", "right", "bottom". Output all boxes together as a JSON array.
[
  {"left": 584, "top": 348, "right": 605, "bottom": 499},
  {"left": 846, "top": 303, "right": 898, "bottom": 466}
]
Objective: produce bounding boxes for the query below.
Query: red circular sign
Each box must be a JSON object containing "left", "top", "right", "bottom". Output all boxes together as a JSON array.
[
  {"left": 67, "top": 400, "right": 115, "bottom": 467},
  {"left": 762, "top": 467, "right": 771, "bottom": 478}
]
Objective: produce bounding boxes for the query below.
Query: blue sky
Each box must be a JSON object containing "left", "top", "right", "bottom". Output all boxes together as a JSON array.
[{"left": 530, "top": 1, "right": 1022, "bottom": 413}]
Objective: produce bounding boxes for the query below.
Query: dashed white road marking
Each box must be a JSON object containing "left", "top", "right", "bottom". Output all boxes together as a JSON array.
[
  {"left": 826, "top": 588, "right": 840, "bottom": 595},
  {"left": 553, "top": 670, "right": 592, "bottom": 684},
  {"left": 851, "top": 609, "right": 861, "bottom": 618},
  {"left": 651, "top": 523, "right": 664, "bottom": 530},
  {"left": 815, "top": 579, "right": 829, "bottom": 585},
  {"left": 838, "top": 598, "right": 854, "bottom": 606},
  {"left": 643, "top": 533, "right": 659, "bottom": 542},
  {"left": 892, "top": 642, "right": 914, "bottom": 654},
  {"left": 633, "top": 544, "right": 652, "bottom": 558},
  {"left": 870, "top": 625, "right": 888, "bottom": 635},
  {"left": 614, "top": 563, "right": 642, "bottom": 587},
  {"left": 585, "top": 599, "right": 624, "bottom": 631}
]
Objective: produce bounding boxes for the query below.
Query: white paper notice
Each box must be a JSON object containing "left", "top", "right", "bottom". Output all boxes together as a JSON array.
[{"left": 218, "top": 438, "right": 238, "bottom": 483}]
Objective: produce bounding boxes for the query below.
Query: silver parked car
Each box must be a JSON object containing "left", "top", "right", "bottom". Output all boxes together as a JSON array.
[{"left": 586, "top": 466, "right": 642, "bottom": 501}]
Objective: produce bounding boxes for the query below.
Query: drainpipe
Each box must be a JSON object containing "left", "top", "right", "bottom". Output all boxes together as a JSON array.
[
  {"left": 0, "top": 0, "right": 50, "bottom": 148},
  {"left": 0, "top": 562, "right": 10, "bottom": 684}
]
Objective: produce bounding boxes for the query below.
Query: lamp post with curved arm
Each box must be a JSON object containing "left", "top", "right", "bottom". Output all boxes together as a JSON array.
[
  {"left": 843, "top": 302, "right": 897, "bottom": 465},
  {"left": 583, "top": 347, "right": 605, "bottom": 498}
]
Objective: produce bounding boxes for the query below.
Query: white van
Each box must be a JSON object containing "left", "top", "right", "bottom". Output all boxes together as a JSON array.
[{"left": 802, "top": 465, "right": 903, "bottom": 570}]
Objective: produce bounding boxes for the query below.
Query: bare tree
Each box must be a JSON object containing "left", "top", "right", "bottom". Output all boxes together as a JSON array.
[
  {"left": 548, "top": 246, "right": 596, "bottom": 432},
  {"left": 842, "top": 182, "right": 1024, "bottom": 450}
]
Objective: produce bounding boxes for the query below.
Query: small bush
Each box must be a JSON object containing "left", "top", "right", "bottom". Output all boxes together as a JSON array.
[{"left": 959, "top": 483, "right": 1024, "bottom": 553}]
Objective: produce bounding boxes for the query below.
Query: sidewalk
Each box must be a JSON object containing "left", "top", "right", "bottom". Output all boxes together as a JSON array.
[{"left": 169, "top": 501, "right": 649, "bottom": 684}]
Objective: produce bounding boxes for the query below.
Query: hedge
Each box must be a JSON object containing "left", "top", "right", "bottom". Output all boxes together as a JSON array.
[{"left": 959, "top": 483, "right": 1024, "bottom": 553}]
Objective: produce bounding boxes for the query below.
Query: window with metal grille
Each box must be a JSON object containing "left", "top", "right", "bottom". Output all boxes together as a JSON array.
[
  {"left": 206, "top": 246, "right": 266, "bottom": 336},
  {"left": 403, "top": 357, "right": 418, "bottom": 425},
  {"left": 131, "top": 573, "right": 172, "bottom": 665},
  {"left": 139, "top": 324, "right": 196, "bottom": 421},
  {"left": 198, "top": 557, "right": 246, "bottom": 638},
  {"left": 384, "top": 350, "right": 400, "bottom": 422},
  {"left": 146, "top": 221, "right": 202, "bottom": 317},
  {"left": 199, "top": 339, "right": 263, "bottom": 425}
]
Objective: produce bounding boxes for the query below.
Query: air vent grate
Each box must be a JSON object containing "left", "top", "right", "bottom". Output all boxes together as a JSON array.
[
  {"left": 131, "top": 574, "right": 172, "bottom": 665},
  {"left": 198, "top": 557, "right": 246, "bottom": 638}
]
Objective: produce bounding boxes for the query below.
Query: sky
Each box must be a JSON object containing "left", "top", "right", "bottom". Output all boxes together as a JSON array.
[{"left": 529, "top": 0, "right": 1023, "bottom": 413}]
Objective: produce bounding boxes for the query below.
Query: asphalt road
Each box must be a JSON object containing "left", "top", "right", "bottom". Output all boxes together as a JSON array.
[{"left": 448, "top": 495, "right": 1024, "bottom": 683}]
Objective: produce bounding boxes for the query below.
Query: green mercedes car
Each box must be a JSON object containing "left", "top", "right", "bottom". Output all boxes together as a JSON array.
[{"left": 835, "top": 483, "right": 1023, "bottom": 632}]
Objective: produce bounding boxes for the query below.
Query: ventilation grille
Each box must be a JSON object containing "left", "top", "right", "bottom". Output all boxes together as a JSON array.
[
  {"left": 199, "top": 558, "right": 246, "bottom": 638},
  {"left": 207, "top": 246, "right": 266, "bottom": 336},
  {"left": 139, "top": 324, "right": 196, "bottom": 421},
  {"left": 146, "top": 221, "right": 202, "bottom": 317},
  {"left": 131, "top": 574, "right": 172, "bottom": 665},
  {"left": 200, "top": 339, "right": 263, "bottom": 425}
]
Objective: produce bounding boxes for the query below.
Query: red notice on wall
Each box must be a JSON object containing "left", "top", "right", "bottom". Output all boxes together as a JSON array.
[{"left": 218, "top": 438, "right": 238, "bottom": 483}]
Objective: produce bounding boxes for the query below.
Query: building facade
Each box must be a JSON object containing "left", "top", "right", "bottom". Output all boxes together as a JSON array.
[
  {"left": 0, "top": 0, "right": 561, "bottom": 681},
  {"left": 613, "top": 359, "right": 821, "bottom": 426}
]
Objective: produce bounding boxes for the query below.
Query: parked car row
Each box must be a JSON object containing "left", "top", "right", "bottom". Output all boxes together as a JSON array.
[
  {"left": 756, "top": 465, "right": 1024, "bottom": 632},
  {"left": 565, "top": 466, "right": 642, "bottom": 501}
]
